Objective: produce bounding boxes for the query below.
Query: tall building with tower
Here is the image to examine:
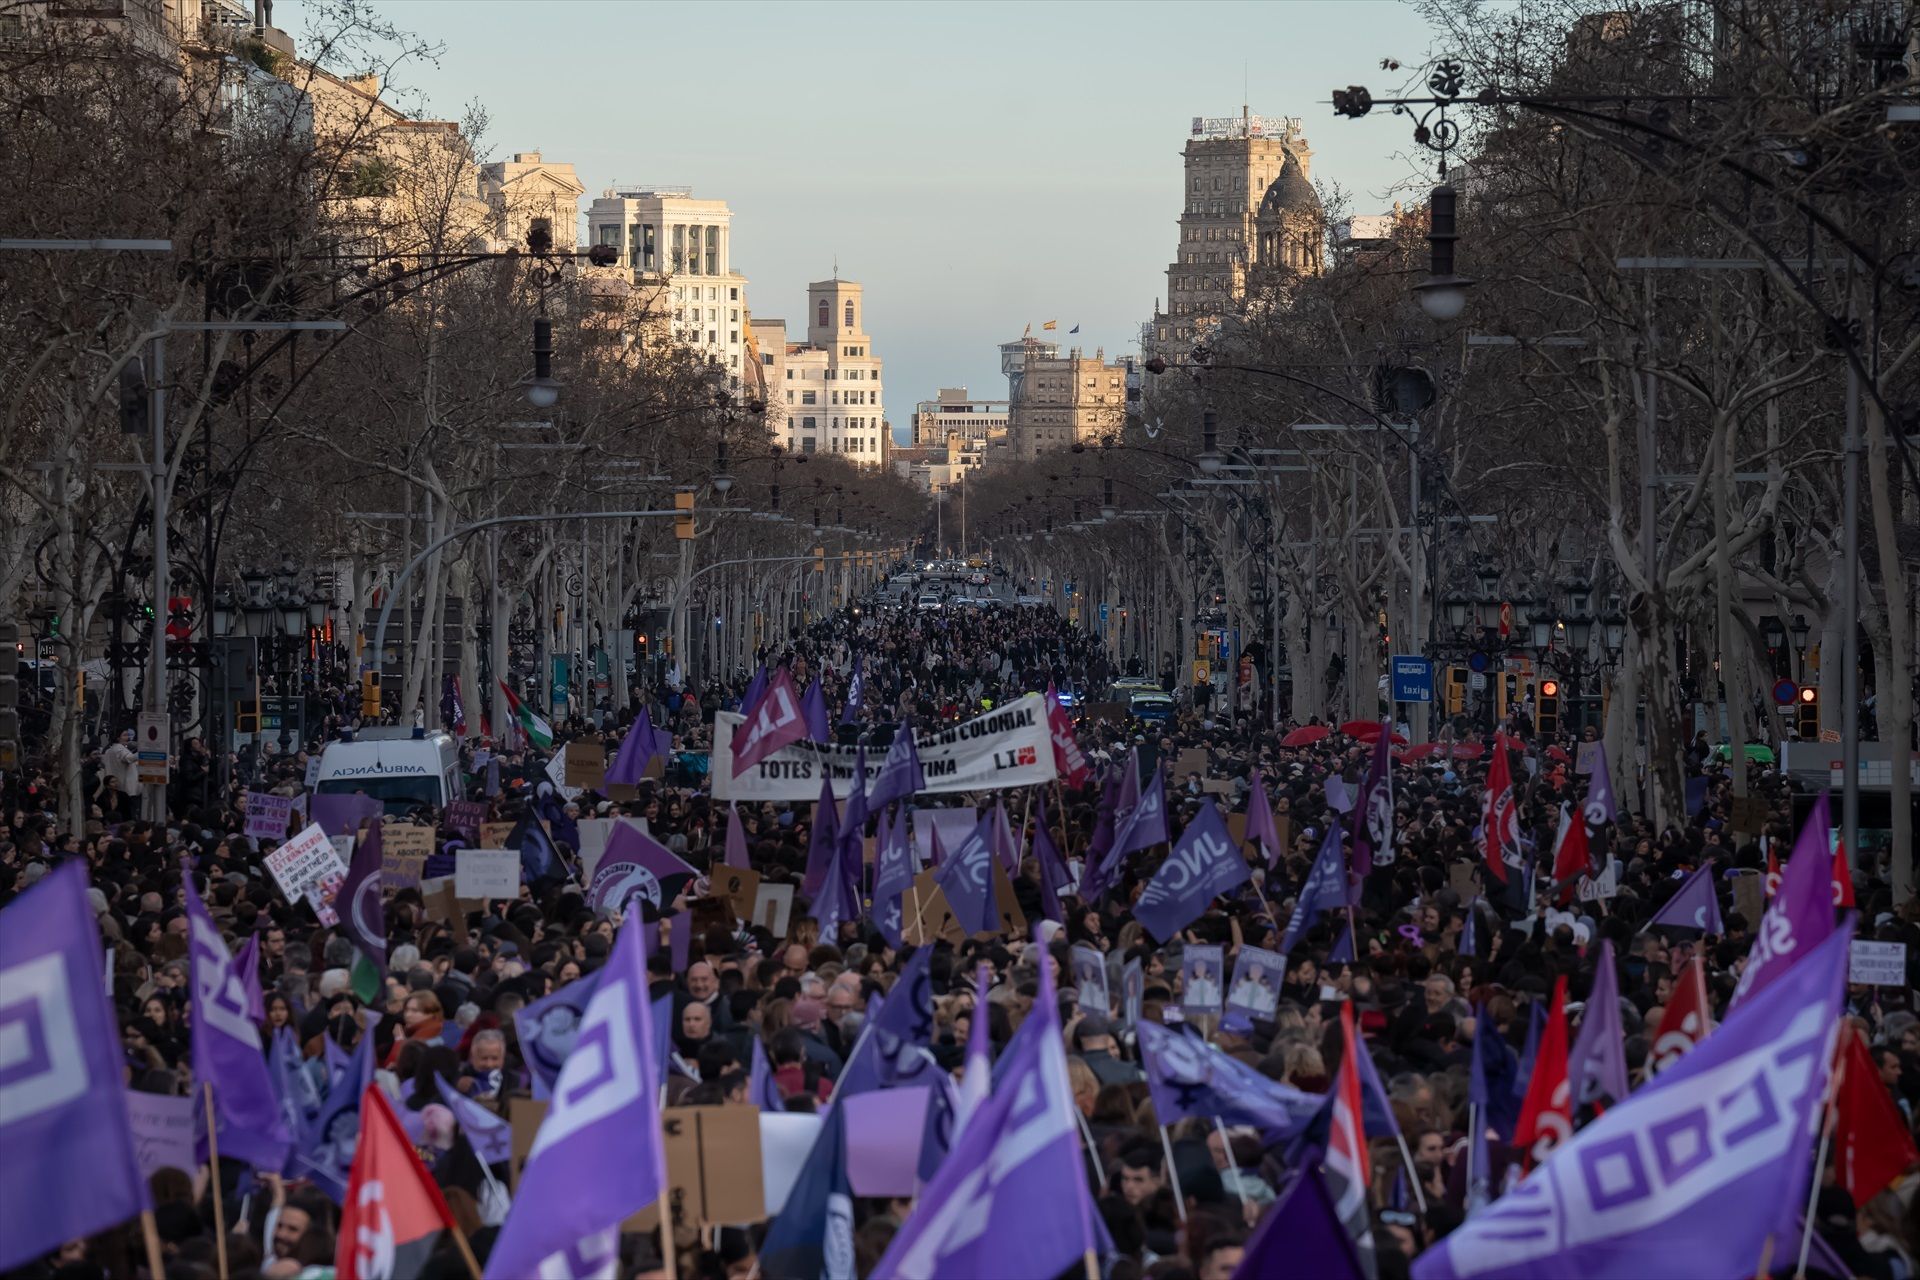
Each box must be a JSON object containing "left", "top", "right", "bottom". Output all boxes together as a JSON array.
[
  {"left": 1148, "top": 109, "right": 1324, "bottom": 355},
  {"left": 763, "top": 277, "right": 887, "bottom": 466}
]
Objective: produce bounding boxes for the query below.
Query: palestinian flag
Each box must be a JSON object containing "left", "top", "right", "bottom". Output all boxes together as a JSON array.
[
  {"left": 499, "top": 679, "right": 553, "bottom": 750},
  {"left": 337, "top": 1085, "right": 458, "bottom": 1280}
]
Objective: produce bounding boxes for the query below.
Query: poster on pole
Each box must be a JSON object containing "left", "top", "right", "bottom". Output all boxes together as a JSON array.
[{"left": 711, "top": 693, "right": 1058, "bottom": 802}]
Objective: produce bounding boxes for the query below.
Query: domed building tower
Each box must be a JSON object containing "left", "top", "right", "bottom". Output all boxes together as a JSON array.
[{"left": 1254, "top": 150, "right": 1324, "bottom": 278}]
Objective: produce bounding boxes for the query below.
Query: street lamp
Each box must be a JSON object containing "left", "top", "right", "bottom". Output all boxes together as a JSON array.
[
  {"left": 1412, "top": 184, "right": 1475, "bottom": 320},
  {"left": 1602, "top": 611, "right": 1627, "bottom": 660},
  {"left": 1763, "top": 616, "right": 1787, "bottom": 652},
  {"left": 1789, "top": 614, "right": 1811, "bottom": 651},
  {"left": 522, "top": 316, "right": 563, "bottom": 409},
  {"left": 1443, "top": 595, "right": 1470, "bottom": 633},
  {"left": 711, "top": 437, "right": 734, "bottom": 495},
  {"left": 1195, "top": 408, "right": 1225, "bottom": 474}
]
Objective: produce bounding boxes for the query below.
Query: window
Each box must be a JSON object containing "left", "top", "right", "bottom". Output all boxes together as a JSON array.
[
  {"left": 730, "top": 331, "right": 738, "bottom": 345},
  {"left": 787, "top": 369, "right": 794, "bottom": 380},
  {"left": 786, "top": 390, "right": 794, "bottom": 403},
  {"left": 730, "top": 287, "right": 739, "bottom": 300},
  {"left": 708, "top": 330, "right": 716, "bottom": 344},
  {"left": 672, "top": 225, "right": 685, "bottom": 272},
  {"left": 818, "top": 299, "right": 829, "bottom": 328},
  {"left": 803, "top": 416, "right": 817, "bottom": 429},
  {"left": 707, "top": 308, "right": 717, "bottom": 322},
  {"left": 764, "top": 353, "right": 775, "bottom": 366},
  {"left": 597, "top": 224, "right": 621, "bottom": 247},
  {"left": 640, "top": 223, "right": 656, "bottom": 271},
  {"left": 708, "top": 287, "right": 717, "bottom": 301},
  {"left": 731, "top": 309, "right": 739, "bottom": 322},
  {"left": 705, "top": 226, "right": 718, "bottom": 275},
  {"left": 844, "top": 300, "right": 855, "bottom": 329},
  {"left": 801, "top": 436, "right": 817, "bottom": 453}
]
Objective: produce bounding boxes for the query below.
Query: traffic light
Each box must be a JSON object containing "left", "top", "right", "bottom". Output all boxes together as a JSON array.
[
  {"left": 814, "top": 545, "right": 826, "bottom": 574},
  {"left": 1444, "top": 666, "right": 1467, "bottom": 715},
  {"left": 0, "top": 621, "right": 19, "bottom": 770},
  {"left": 674, "top": 488, "right": 696, "bottom": 540},
  {"left": 1536, "top": 678, "right": 1561, "bottom": 738},
  {"left": 360, "top": 671, "right": 382, "bottom": 719},
  {"left": 1796, "top": 685, "right": 1819, "bottom": 738}
]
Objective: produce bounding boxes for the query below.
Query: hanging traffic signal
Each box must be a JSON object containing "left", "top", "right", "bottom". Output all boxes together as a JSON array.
[
  {"left": 814, "top": 545, "right": 826, "bottom": 574},
  {"left": 1445, "top": 666, "right": 1467, "bottom": 715},
  {"left": 360, "top": 671, "right": 382, "bottom": 719},
  {"left": 1796, "top": 685, "right": 1819, "bottom": 738},
  {"left": 674, "top": 488, "right": 696, "bottom": 540},
  {"left": 1536, "top": 678, "right": 1561, "bottom": 738}
]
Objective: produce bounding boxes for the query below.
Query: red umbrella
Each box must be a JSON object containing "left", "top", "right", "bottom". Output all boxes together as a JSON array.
[
  {"left": 1444, "top": 741, "right": 1486, "bottom": 760},
  {"left": 1402, "top": 742, "right": 1441, "bottom": 761},
  {"left": 1280, "top": 725, "right": 1330, "bottom": 748},
  {"left": 1545, "top": 745, "right": 1572, "bottom": 763},
  {"left": 1341, "top": 719, "right": 1383, "bottom": 739}
]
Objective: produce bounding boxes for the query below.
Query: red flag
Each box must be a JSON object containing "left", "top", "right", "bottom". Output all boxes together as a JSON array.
[
  {"left": 1514, "top": 977, "right": 1572, "bottom": 1170},
  {"left": 337, "top": 1086, "right": 455, "bottom": 1280},
  {"left": 731, "top": 668, "right": 807, "bottom": 778},
  {"left": 1831, "top": 839, "right": 1855, "bottom": 908},
  {"left": 1648, "top": 956, "right": 1713, "bottom": 1075},
  {"left": 1834, "top": 1026, "right": 1918, "bottom": 1207},
  {"left": 1044, "top": 683, "right": 1091, "bottom": 788},
  {"left": 1332, "top": 1002, "right": 1371, "bottom": 1189},
  {"left": 1550, "top": 806, "right": 1591, "bottom": 906},
  {"left": 1482, "top": 733, "right": 1519, "bottom": 884},
  {"left": 1765, "top": 839, "right": 1781, "bottom": 898}
]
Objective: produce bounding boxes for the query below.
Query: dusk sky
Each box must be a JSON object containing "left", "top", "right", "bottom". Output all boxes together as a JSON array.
[{"left": 294, "top": 0, "right": 1441, "bottom": 436}]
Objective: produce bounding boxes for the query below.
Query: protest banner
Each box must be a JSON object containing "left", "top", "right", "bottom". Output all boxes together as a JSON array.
[
  {"left": 456, "top": 849, "right": 520, "bottom": 899},
  {"left": 1849, "top": 940, "right": 1907, "bottom": 986},
  {"left": 263, "top": 823, "right": 350, "bottom": 922},
  {"left": 245, "top": 792, "right": 296, "bottom": 842},
  {"left": 442, "top": 800, "right": 489, "bottom": 842},
  {"left": 711, "top": 694, "right": 1057, "bottom": 802}
]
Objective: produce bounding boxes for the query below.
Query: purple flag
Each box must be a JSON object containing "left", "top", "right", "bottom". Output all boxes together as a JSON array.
[
  {"left": 1565, "top": 939, "right": 1630, "bottom": 1110},
  {"left": 434, "top": 1075, "right": 512, "bottom": 1165},
  {"left": 1349, "top": 1019, "right": 1402, "bottom": 1139},
  {"left": 834, "top": 948, "right": 940, "bottom": 1099},
  {"left": 514, "top": 970, "right": 604, "bottom": 1098},
  {"left": 184, "top": 871, "right": 292, "bottom": 1171},
  {"left": 1281, "top": 817, "right": 1353, "bottom": 952},
  {"left": 739, "top": 663, "right": 769, "bottom": 718},
  {"left": 749, "top": 1036, "right": 784, "bottom": 1113},
  {"left": 991, "top": 796, "right": 1020, "bottom": 874},
  {"left": 723, "top": 802, "right": 751, "bottom": 870},
  {"left": 1075, "top": 770, "right": 1122, "bottom": 898},
  {"left": 335, "top": 817, "right": 386, "bottom": 971},
  {"left": 606, "top": 706, "right": 665, "bottom": 786},
  {"left": 0, "top": 862, "right": 151, "bottom": 1271},
  {"left": 585, "top": 820, "right": 699, "bottom": 919},
  {"left": 669, "top": 912, "right": 693, "bottom": 974},
  {"left": 485, "top": 915, "right": 665, "bottom": 1280},
  {"left": 1085, "top": 763, "right": 1168, "bottom": 901},
  {"left": 872, "top": 807, "right": 917, "bottom": 949},
  {"left": 1235, "top": 1169, "right": 1368, "bottom": 1280},
  {"left": 1245, "top": 769, "right": 1282, "bottom": 866},
  {"left": 802, "top": 774, "right": 840, "bottom": 897},
  {"left": 294, "top": 1028, "right": 373, "bottom": 1202},
  {"left": 836, "top": 748, "right": 871, "bottom": 911},
  {"left": 872, "top": 932, "right": 1098, "bottom": 1280},
  {"left": 310, "top": 791, "right": 381, "bottom": 839},
  {"left": 1729, "top": 792, "right": 1835, "bottom": 1011},
  {"left": 1351, "top": 729, "right": 1394, "bottom": 877},
  {"left": 802, "top": 678, "right": 830, "bottom": 742},
  {"left": 935, "top": 813, "right": 1000, "bottom": 936},
  {"left": 1413, "top": 923, "right": 1854, "bottom": 1280},
  {"left": 1136, "top": 1019, "right": 1322, "bottom": 1142},
  {"left": 953, "top": 963, "right": 994, "bottom": 1137},
  {"left": 232, "top": 931, "right": 267, "bottom": 1021},
  {"left": 1134, "top": 802, "right": 1250, "bottom": 943},
  {"left": 840, "top": 652, "right": 865, "bottom": 725},
  {"left": 1582, "top": 741, "right": 1619, "bottom": 827},
  {"left": 1645, "top": 863, "right": 1724, "bottom": 935},
  {"left": 1031, "top": 791, "right": 1068, "bottom": 925},
  {"left": 868, "top": 722, "right": 926, "bottom": 810},
  {"left": 1460, "top": 897, "right": 1480, "bottom": 958}
]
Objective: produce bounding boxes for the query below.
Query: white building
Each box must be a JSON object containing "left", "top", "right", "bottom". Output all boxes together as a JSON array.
[
  {"left": 584, "top": 186, "right": 750, "bottom": 388},
  {"left": 771, "top": 278, "right": 886, "bottom": 466},
  {"left": 912, "top": 387, "right": 1009, "bottom": 449}
]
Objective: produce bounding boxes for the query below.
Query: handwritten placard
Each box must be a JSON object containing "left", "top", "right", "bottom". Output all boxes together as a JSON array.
[
  {"left": 126, "top": 1089, "right": 196, "bottom": 1181},
  {"left": 245, "top": 792, "right": 296, "bottom": 842},
  {"left": 456, "top": 849, "right": 520, "bottom": 899}
]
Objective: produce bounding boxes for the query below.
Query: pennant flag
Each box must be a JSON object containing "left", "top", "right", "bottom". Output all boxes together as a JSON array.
[
  {"left": 506, "top": 809, "right": 560, "bottom": 884},
  {"left": 1134, "top": 802, "right": 1250, "bottom": 943},
  {"left": 803, "top": 774, "right": 841, "bottom": 898},
  {"left": 297, "top": 1029, "right": 375, "bottom": 1202},
  {"left": 336, "top": 818, "right": 387, "bottom": 1003},
  {"left": 1245, "top": 769, "right": 1282, "bottom": 866},
  {"left": 1730, "top": 792, "right": 1836, "bottom": 1011},
  {"left": 802, "top": 678, "right": 831, "bottom": 743},
  {"left": 1548, "top": 805, "right": 1591, "bottom": 906},
  {"left": 268, "top": 1024, "right": 324, "bottom": 1143},
  {"left": 834, "top": 949, "right": 940, "bottom": 1100},
  {"left": 1459, "top": 897, "right": 1479, "bottom": 958},
  {"left": 1349, "top": 1019, "right": 1402, "bottom": 1140},
  {"left": 1282, "top": 817, "right": 1353, "bottom": 952},
  {"left": 760, "top": 1088, "right": 855, "bottom": 1278},
  {"left": 1031, "top": 791, "right": 1068, "bottom": 925},
  {"left": 1648, "top": 957, "right": 1713, "bottom": 1075},
  {"left": 607, "top": 706, "right": 671, "bottom": 786},
  {"left": 750, "top": 1037, "right": 785, "bottom": 1114},
  {"left": 733, "top": 668, "right": 808, "bottom": 778},
  {"left": 840, "top": 653, "right": 866, "bottom": 725},
  {"left": 1136, "top": 1020, "right": 1322, "bottom": 1142},
  {"left": 1413, "top": 925, "right": 1854, "bottom": 1280},
  {"left": 739, "top": 663, "right": 770, "bottom": 718},
  {"left": 1075, "top": 771, "right": 1122, "bottom": 899},
  {"left": 232, "top": 931, "right": 267, "bottom": 1021},
  {"left": 724, "top": 802, "right": 751, "bottom": 870},
  {"left": 1351, "top": 730, "right": 1394, "bottom": 879},
  {"left": 1068, "top": 323, "right": 1080, "bottom": 334},
  {"left": 486, "top": 915, "right": 665, "bottom": 1280},
  {"left": 1644, "top": 863, "right": 1724, "bottom": 935},
  {"left": 337, "top": 1086, "right": 457, "bottom": 1280},
  {"left": 1327, "top": 928, "right": 1355, "bottom": 964},
  {"left": 434, "top": 1076, "right": 512, "bottom": 1166},
  {"left": 1041, "top": 318, "right": 1058, "bottom": 330},
  {"left": 1044, "top": 683, "right": 1091, "bottom": 789},
  {"left": 499, "top": 678, "right": 553, "bottom": 750},
  {"left": 1084, "top": 763, "right": 1168, "bottom": 901},
  {"left": 1482, "top": 733, "right": 1520, "bottom": 882},
  {"left": 1565, "top": 941, "right": 1629, "bottom": 1112},
  {"left": 1831, "top": 839, "right": 1855, "bottom": 908},
  {"left": 869, "top": 722, "right": 926, "bottom": 810},
  {"left": 1834, "top": 1023, "right": 1918, "bottom": 1207},
  {"left": 586, "top": 819, "right": 699, "bottom": 920},
  {"left": 871, "top": 931, "right": 1099, "bottom": 1280},
  {"left": 991, "top": 797, "right": 1019, "bottom": 874},
  {"left": 1512, "top": 977, "right": 1571, "bottom": 1169},
  {"left": 184, "top": 869, "right": 292, "bottom": 1171},
  {"left": 953, "top": 963, "right": 993, "bottom": 1138},
  {"left": 935, "top": 814, "right": 1000, "bottom": 936},
  {"left": 1582, "top": 741, "right": 1618, "bottom": 828},
  {"left": 1237, "top": 1168, "right": 1368, "bottom": 1280},
  {"left": 0, "top": 862, "right": 152, "bottom": 1271},
  {"left": 872, "top": 807, "right": 917, "bottom": 948},
  {"left": 514, "top": 970, "right": 603, "bottom": 1099},
  {"left": 1326, "top": 1002, "right": 1377, "bottom": 1274}
]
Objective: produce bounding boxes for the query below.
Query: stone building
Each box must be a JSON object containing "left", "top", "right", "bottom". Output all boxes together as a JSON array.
[
  {"left": 585, "top": 187, "right": 752, "bottom": 389},
  {"left": 763, "top": 278, "right": 887, "bottom": 466},
  {"left": 1006, "top": 343, "right": 1128, "bottom": 461},
  {"left": 478, "top": 152, "right": 585, "bottom": 255}
]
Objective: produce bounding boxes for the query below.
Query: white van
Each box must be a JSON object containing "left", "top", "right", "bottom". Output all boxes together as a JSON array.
[{"left": 314, "top": 726, "right": 462, "bottom": 816}]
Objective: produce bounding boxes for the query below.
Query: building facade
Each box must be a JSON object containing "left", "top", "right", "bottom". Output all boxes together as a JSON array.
[
  {"left": 478, "top": 151, "right": 584, "bottom": 255},
  {"left": 769, "top": 279, "right": 886, "bottom": 466},
  {"left": 1007, "top": 346, "right": 1128, "bottom": 460},
  {"left": 912, "top": 388, "right": 1008, "bottom": 448},
  {"left": 584, "top": 187, "right": 751, "bottom": 388},
  {"left": 1148, "top": 110, "right": 1324, "bottom": 355}
]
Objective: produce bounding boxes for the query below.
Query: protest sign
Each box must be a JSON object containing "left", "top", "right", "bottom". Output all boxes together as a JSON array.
[
  {"left": 456, "top": 849, "right": 520, "bottom": 899},
  {"left": 245, "top": 792, "right": 296, "bottom": 842},
  {"left": 479, "top": 821, "right": 517, "bottom": 850},
  {"left": 1226, "top": 812, "right": 1249, "bottom": 851},
  {"left": 544, "top": 747, "right": 583, "bottom": 801},
  {"left": 1174, "top": 748, "right": 1210, "bottom": 780},
  {"left": 1578, "top": 862, "right": 1621, "bottom": 902},
  {"left": 1849, "top": 940, "right": 1907, "bottom": 986},
  {"left": 1201, "top": 778, "right": 1236, "bottom": 796},
  {"left": 637, "top": 1106, "right": 766, "bottom": 1231},
  {"left": 1449, "top": 861, "right": 1480, "bottom": 901},
  {"left": 442, "top": 800, "right": 489, "bottom": 842},
  {"left": 575, "top": 817, "right": 615, "bottom": 880},
  {"left": 263, "top": 823, "right": 349, "bottom": 922},
  {"left": 383, "top": 821, "right": 434, "bottom": 860},
  {"left": 752, "top": 883, "right": 795, "bottom": 937},
  {"left": 1574, "top": 740, "right": 1602, "bottom": 775},
  {"left": 303, "top": 755, "right": 324, "bottom": 789},
  {"left": 899, "top": 869, "right": 964, "bottom": 948},
  {"left": 125, "top": 1090, "right": 195, "bottom": 1181},
  {"left": 710, "top": 864, "right": 762, "bottom": 922},
  {"left": 565, "top": 741, "right": 605, "bottom": 790},
  {"left": 1729, "top": 869, "right": 1765, "bottom": 928},
  {"left": 1729, "top": 795, "right": 1769, "bottom": 837}
]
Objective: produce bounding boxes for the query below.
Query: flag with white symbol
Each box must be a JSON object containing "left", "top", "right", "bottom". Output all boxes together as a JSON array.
[
  {"left": 733, "top": 668, "right": 808, "bottom": 777},
  {"left": 337, "top": 1085, "right": 456, "bottom": 1280},
  {"left": 185, "top": 868, "right": 292, "bottom": 1171},
  {"left": 1133, "top": 801, "right": 1249, "bottom": 943}
]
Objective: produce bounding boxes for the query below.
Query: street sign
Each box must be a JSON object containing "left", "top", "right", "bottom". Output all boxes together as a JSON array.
[
  {"left": 1192, "top": 661, "right": 1211, "bottom": 686},
  {"left": 137, "top": 712, "right": 169, "bottom": 785},
  {"left": 1771, "top": 678, "right": 1798, "bottom": 706},
  {"left": 1467, "top": 651, "right": 1490, "bottom": 673},
  {"left": 1469, "top": 672, "right": 1488, "bottom": 692},
  {"left": 1390, "top": 655, "right": 1434, "bottom": 703}
]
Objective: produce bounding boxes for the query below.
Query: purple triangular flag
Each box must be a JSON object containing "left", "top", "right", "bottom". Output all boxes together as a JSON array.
[
  {"left": 1729, "top": 791, "right": 1835, "bottom": 1011},
  {"left": 606, "top": 707, "right": 659, "bottom": 786},
  {"left": 802, "top": 774, "right": 840, "bottom": 897},
  {"left": 802, "top": 678, "right": 830, "bottom": 743},
  {"left": 739, "top": 663, "right": 769, "bottom": 718},
  {"left": 184, "top": 871, "right": 292, "bottom": 1171},
  {"left": 724, "top": 802, "right": 750, "bottom": 870},
  {"left": 1236, "top": 1169, "right": 1368, "bottom": 1280},
  {"left": 1245, "top": 769, "right": 1281, "bottom": 866},
  {"left": 1565, "top": 939, "right": 1630, "bottom": 1110},
  {"left": 1644, "top": 862, "right": 1724, "bottom": 935}
]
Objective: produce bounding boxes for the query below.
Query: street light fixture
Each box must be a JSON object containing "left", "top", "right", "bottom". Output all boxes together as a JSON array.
[
  {"left": 1195, "top": 408, "right": 1225, "bottom": 474},
  {"left": 1603, "top": 612, "right": 1627, "bottom": 658},
  {"left": 1412, "top": 184, "right": 1475, "bottom": 320},
  {"left": 1443, "top": 595, "right": 1470, "bottom": 633},
  {"left": 522, "top": 316, "right": 563, "bottom": 408},
  {"left": 1789, "top": 614, "right": 1811, "bottom": 651}
]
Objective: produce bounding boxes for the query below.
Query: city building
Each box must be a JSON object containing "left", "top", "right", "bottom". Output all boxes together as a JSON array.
[
  {"left": 1147, "top": 109, "right": 1325, "bottom": 355},
  {"left": 1006, "top": 342, "right": 1128, "bottom": 460},
  {"left": 584, "top": 186, "right": 751, "bottom": 388},
  {"left": 477, "top": 151, "right": 585, "bottom": 255},
  {"left": 768, "top": 278, "right": 887, "bottom": 466},
  {"left": 912, "top": 388, "right": 1009, "bottom": 448},
  {"left": 999, "top": 335, "right": 1058, "bottom": 403}
]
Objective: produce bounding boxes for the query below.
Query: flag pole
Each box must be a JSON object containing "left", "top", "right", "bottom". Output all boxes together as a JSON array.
[
  {"left": 202, "top": 1082, "right": 229, "bottom": 1280},
  {"left": 659, "top": 1203, "right": 680, "bottom": 1280},
  {"left": 1053, "top": 778, "right": 1074, "bottom": 860},
  {"left": 140, "top": 1209, "right": 168, "bottom": 1280},
  {"left": 1795, "top": 1036, "right": 1845, "bottom": 1278},
  {"left": 1397, "top": 1128, "right": 1430, "bottom": 1214},
  {"left": 1157, "top": 1124, "right": 1188, "bottom": 1223},
  {"left": 1212, "top": 1118, "right": 1253, "bottom": 1220},
  {"left": 448, "top": 1221, "right": 484, "bottom": 1280}
]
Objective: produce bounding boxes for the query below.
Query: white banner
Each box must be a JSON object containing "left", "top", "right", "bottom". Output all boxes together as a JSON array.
[{"left": 711, "top": 693, "right": 1058, "bottom": 801}]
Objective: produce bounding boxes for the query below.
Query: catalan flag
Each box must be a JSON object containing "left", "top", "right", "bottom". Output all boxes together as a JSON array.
[{"left": 1041, "top": 319, "right": 1057, "bottom": 330}]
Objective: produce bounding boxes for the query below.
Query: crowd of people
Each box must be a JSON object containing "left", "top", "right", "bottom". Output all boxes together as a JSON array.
[{"left": 1, "top": 581, "right": 1916, "bottom": 1280}]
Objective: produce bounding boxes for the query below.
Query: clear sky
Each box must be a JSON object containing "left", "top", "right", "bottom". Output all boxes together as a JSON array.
[{"left": 292, "top": 0, "right": 1439, "bottom": 439}]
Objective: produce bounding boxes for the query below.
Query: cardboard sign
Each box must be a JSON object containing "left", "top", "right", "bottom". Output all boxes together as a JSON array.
[
  {"left": 576, "top": 818, "right": 615, "bottom": 880},
  {"left": 710, "top": 864, "right": 763, "bottom": 922},
  {"left": 1201, "top": 778, "right": 1236, "bottom": 796},
  {"left": 1728, "top": 795, "right": 1769, "bottom": 837},
  {"left": 479, "top": 821, "right": 517, "bottom": 851},
  {"left": 456, "top": 849, "right": 520, "bottom": 899},
  {"left": 1449, "top": 861, "right": 1480, "bottom": 901},
  {"left": 509, "top": 1097, "right": 545, "bottom": 1191},
  {"left": 1226, "top": 812, "right": 1250, "bottom": 852},
  {"left": 245, "top": 792, "right": 297, "bottom": 842},
  {"left": 1174, "top": 749, "right": 1210, "bottom": 780},
  {"left": 263, "top": 822, "right": 350, "bottom": 919},
  {"left": 382, "top": 851, "right": 427, "bottom": 890},
  {"left": 990, "top": 860, "right": 1027, "bottom": 938},
  {"left": 1729, "top": 869, "right": 1765, "bottom": 928},
  {"left": 383, "top": 821, "right": 435, "bottom": 859},
  {"left": 419, "top": 877, "right": 467, "bottom": 942},
  {"left": 1574, "top": 741, "right": 1602, "bottom": 776},
  {"left": 1848, "top": 940, "right": 1907, "bottom": 986},
  {"left": 443, "top": 800, "right": 489, "bottom": 841},
  {"left": 565, "top": 740, "right": 606, "bottom": 789},
  {"left": 1577, "top": 862, "right": 1620, "bottom": 902},
  {"left": 1273, "top": 815, "right": 1293, "bottom": 858},
  {"left": 753, "top": 882, "right": 795, "bottom": 938},
  {"left": 125, "top": 1089, "right": 196, "bottom": 1181},
  {"left": 634, "top": 1105, "right": 766, "bottom": 1230},
  {"left": 901, "top": 869, "right": 965, "bottom": 948}
]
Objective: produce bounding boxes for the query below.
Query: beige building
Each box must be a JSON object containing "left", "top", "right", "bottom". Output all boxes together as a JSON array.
[
  {"left": 769, "top": 278, "right": 887, "bottom": 466},
  {"left": 585, "top": 187, "right": 752, "bottom": 389},
  {"left": 478, "top": 152, "right": 584, "bottom": 255},
  {"left": 1007, "top": 342, "right": 1128, "bottom": 460},
  {"left": 1148, "top": 110, "right": 1324, "bottom": 355},
  {"left": 912, "top": 388, "right": 1008, "bottom": 448}
]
